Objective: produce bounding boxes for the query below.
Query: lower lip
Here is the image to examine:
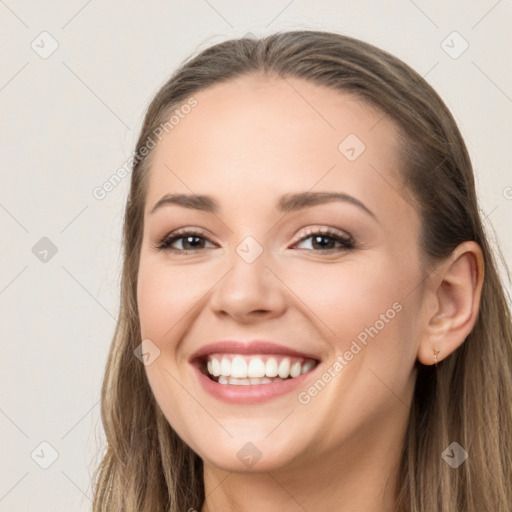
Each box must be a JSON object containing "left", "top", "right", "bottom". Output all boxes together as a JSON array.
[{"left": 192, "top": 363, "right": 319, "bottom": 404}]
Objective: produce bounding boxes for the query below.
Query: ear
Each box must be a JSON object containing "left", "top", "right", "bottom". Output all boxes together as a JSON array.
[{"left": 417, "top": 241, "right": 484, "bottom": 365}]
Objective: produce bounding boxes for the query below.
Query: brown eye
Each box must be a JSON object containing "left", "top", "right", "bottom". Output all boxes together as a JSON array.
[
  {"left": 293, "top": 228, "right": 354, "bottom": 252},
  {"left": 155, "top": 229, "right": 215, "bottom": 253}
]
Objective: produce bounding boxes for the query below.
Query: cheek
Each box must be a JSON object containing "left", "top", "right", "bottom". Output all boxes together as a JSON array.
[
  {"left": 137, "top": 257, "right": 206, "bottom": 338},
  {"left": 137, "top": 260, "right": 204, "bottom": 443},
  {"left": 284, "top": 255, "right": 404, "bottom": 344},
  {"left": 286, "top": 254, "right": 420, "bottom": 399}
]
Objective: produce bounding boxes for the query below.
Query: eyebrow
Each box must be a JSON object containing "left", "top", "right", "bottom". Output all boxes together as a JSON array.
[{"left": 149, "top": 191, "right": 376, "bottom": 219}]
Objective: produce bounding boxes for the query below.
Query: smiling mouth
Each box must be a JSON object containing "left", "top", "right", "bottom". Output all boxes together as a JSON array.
[{"left": 200, "top": 353, "right": 319, "bottom": 385}]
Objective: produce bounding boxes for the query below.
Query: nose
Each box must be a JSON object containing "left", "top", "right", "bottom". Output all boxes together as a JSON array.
[{"left": 208, "top": 243, "right": 287, "bottom": 323}]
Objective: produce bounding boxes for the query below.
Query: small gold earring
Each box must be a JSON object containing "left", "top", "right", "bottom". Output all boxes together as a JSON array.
[{"left": 433, "top": 346, "right": 440, "bottom": 365}]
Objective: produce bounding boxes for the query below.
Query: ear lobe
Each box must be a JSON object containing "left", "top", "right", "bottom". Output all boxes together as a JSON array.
[{"left": 417, "top": 241, "right": 484, "bottom": 365}]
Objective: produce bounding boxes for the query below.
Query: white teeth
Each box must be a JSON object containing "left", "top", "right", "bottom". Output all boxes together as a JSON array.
[
  {"left": 231, "top": 355, "right": 247, "bottom": 378},
  {"left": 290, "top": 361, "right": 302, "bottom": 378},
  {"left": 219, "top": 376, "right": 284, "bottom": 385},
  {"left": 248, "top": 358, "right": 266, "bottom": 378},
  {"left": 301, "top": 360, "right": 315, "bottom": 374},
  {"left": 220, "top": 358, "right": 231, "bottom": 377},
  {"left": 211, "top": 357, "right": 221, "bottom": 377},
  {"left": 205, "top": 354, "right": 317, "bottom": 383},
  {"left": 278, "top": 358, "right": 291, "bottom": 378},
  {"left": 228, "top": 377, "right": 250, "bottom": 385},
  {"left": 265, "top": 357, "right": 279, "bottom": 377}
]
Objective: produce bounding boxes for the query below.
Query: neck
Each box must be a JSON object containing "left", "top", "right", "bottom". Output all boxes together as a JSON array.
[{"left": 200, "top": 406, "right": 408, "bottom": 512}]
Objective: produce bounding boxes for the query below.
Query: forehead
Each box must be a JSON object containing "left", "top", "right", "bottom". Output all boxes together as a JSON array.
[{"left": 144, "top": 74, "right": 411, "bottom": 222}]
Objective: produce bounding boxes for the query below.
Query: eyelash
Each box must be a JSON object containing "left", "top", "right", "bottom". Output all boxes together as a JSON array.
[{"left": 154, "top": 227, "right": 355, "bottom": 254}]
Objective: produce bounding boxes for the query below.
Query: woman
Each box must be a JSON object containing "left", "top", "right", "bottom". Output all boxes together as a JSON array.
[{"left": 92, "top": 30, "right": 512, "bottom": 511}]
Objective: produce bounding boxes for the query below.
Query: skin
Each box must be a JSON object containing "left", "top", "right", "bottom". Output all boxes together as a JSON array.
[{"left": 136, "top": 73, "right": 484, "bottom": 511}]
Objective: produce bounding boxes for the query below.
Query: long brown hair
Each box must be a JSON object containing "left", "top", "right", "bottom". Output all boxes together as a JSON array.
[{"left": 91, "top": 30, "right": 512, "bottom": 511}]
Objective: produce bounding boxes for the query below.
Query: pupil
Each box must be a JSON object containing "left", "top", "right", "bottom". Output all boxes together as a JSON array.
[
  {"left": 184, "top": 236, "right": 202, "bottom": 250},
  {"left": 313, "top": 235, "right": 333, "bottom": 249}
]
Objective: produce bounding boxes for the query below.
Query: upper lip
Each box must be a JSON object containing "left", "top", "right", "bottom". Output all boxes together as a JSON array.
[{"left": 189, "top": 340, "right": 321, "bottom": 362}]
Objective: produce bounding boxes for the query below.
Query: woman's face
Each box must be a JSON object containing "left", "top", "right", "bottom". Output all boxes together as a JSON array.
[{"left": 137, "top": 73, "right": 427, "bottom": 474}]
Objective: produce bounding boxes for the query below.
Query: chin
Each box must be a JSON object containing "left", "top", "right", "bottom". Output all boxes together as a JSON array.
[{"left": 193, "top": 432, "right": 306, "bottom": 474}]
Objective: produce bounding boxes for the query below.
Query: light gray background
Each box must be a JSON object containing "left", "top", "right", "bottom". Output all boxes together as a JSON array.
[{"left": 1, "top": 1, "right": 511, "bottom": 510}]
